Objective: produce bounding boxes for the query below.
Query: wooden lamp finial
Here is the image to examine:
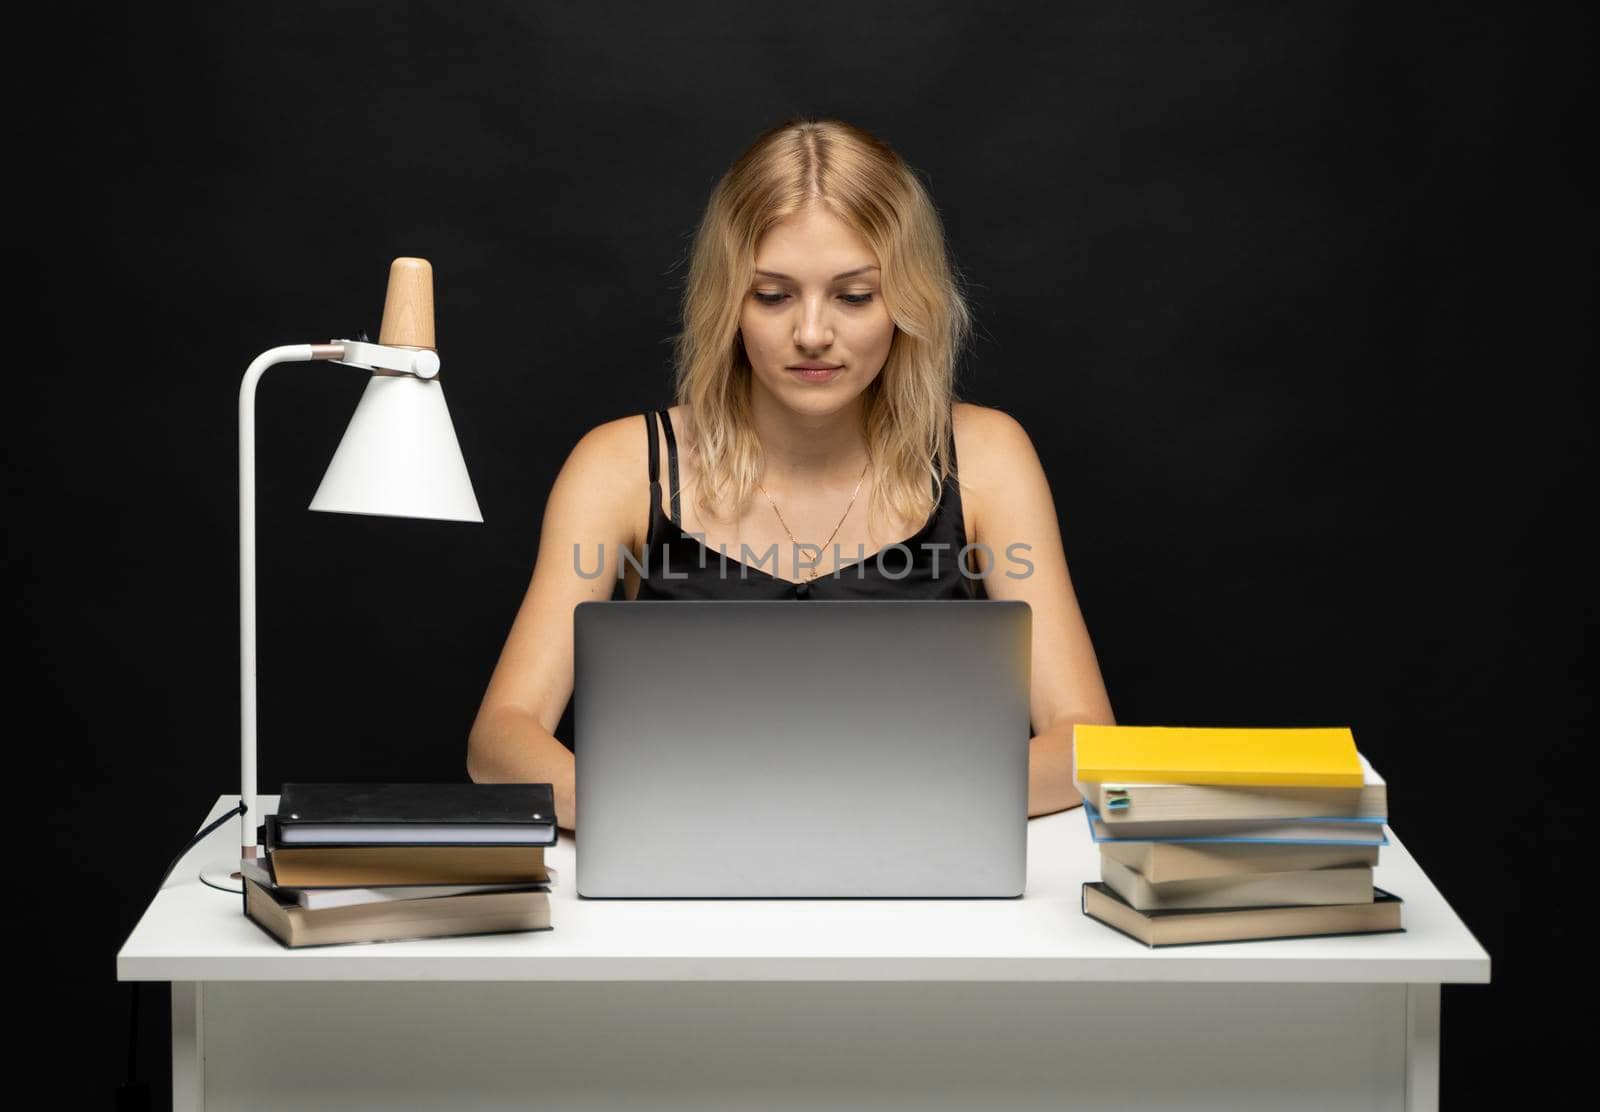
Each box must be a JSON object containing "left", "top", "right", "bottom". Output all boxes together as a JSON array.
[{"left": 377, "top": 257, "right": 436, "bottom": 350}]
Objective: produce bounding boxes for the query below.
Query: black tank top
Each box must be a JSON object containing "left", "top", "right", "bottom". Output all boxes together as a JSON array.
[{"left": 633, "top": 409, "right": 984, "bottom": 601}]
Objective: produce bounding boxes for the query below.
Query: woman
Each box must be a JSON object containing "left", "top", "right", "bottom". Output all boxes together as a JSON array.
[{"left": 467, "top": 117, "right": 1114, "bottom": 831}]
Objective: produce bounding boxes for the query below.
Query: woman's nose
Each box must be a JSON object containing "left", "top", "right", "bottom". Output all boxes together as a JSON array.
[{"left": 793, "top": 297, "right": 834, "bottom": 347}]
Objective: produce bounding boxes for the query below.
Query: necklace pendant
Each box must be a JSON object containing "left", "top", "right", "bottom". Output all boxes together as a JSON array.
[{"left": 794, "top": 579, "right": 811, "bottom": 599}]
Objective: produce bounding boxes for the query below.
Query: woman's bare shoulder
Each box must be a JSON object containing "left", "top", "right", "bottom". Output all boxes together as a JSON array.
[
  {"left": 951, "top": 401, "right": 1033, "bottom": 471},
  {"left": 953, "top": 400, "right": 1030, "bottom": 470},
  {"left": 575, "top": 410, "right": 651, "bottom": 453},
  {"left": 952, "top": 399, "right": 1025, "bottom": 432},
  {"left": 951, "top": 402, "right": 1038, "bottom": 539},
  {"left": 557, "top": 411, "right": 654, "bottom": 550}
]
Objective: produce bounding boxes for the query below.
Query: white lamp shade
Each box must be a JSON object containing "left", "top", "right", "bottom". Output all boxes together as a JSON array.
[{"left": 309, "top": 373, "right": 483, "bottom": 522}]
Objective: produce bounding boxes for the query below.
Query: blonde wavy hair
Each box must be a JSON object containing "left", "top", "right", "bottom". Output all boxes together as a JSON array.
[{"left": 669, "top": 117, "right": 974, "bottom": 542}]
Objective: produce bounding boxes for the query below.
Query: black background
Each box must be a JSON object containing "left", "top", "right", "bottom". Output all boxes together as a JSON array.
[{"left": 13, "top": 2, "right": 1582, "bottom": 1105}]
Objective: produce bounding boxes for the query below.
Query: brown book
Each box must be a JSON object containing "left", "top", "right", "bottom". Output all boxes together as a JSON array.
[
  {"left": 1081, "top": 881, "right": 1403, "bottom": 948},
  {"left": 267, "top": 844, "right": 549, "bottom": 888},
  {"left": 1100, "top": 855, "right": 1374, "bottom": 910},
  {"left": 1099, "top": 839, "right": 1379, "bottom": 883},
  {"left": 244, "top": 875, "right": 551, "bottom": 948}
]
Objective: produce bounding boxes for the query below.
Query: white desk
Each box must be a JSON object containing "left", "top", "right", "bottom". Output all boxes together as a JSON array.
[{"left": 118, "top": 795, "right": 1489, "bottom": 1111}]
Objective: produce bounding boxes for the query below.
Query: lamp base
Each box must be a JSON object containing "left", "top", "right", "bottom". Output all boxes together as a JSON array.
[{"left": 199, "top": 855, "right": 246, "bottom": 894}]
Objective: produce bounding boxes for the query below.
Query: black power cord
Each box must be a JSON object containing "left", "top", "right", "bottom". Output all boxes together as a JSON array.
[{"left": 116, "top": 802, "right": 247, "bottom": 1111}]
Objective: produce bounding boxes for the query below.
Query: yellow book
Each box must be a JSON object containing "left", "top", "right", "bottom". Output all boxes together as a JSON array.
[{"left": 1072, "top": 725, "right": 1363, "bottom": 788}]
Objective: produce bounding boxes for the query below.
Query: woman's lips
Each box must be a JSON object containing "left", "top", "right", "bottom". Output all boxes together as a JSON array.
[{"left": 787, "top": 365, "right": 842, "bottom": 382}]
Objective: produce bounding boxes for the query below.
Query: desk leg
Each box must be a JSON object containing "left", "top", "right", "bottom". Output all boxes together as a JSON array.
[
  {"left": 171, "top": 981, "right": 203, "bottom": 1112},
  {"left": 1406, "top": 983, "right": 1441, "bottom": 1112}
]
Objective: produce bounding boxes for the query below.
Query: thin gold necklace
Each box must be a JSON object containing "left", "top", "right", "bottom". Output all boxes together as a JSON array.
[{"left": 756, "top": 458, "right": 871, "bottom": 582}]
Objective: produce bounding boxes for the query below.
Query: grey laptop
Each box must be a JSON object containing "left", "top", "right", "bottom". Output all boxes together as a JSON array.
[{"left": 573, "top": 599, "right": 1031, "bottom": 897}]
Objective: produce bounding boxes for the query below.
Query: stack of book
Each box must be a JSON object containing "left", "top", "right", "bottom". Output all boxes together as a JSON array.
[
  {"left": 241, "top": 782, "right": 557, "bottom": 949},
  {"left": 1072, "top": 725, "right": 1405, "bottom": 947}
]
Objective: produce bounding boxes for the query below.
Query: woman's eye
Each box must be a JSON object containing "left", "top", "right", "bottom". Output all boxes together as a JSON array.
[{"left": 752, "top": 292, "right": 874, "bottom": 306}]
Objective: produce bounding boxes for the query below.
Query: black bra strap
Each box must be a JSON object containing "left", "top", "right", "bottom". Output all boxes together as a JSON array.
[
  {"left": 644, "top": 410, "right": 660, "bottom": 487},
  {"left": 659, "top": 408, "right": 682, "bottom": 525},
  {"left": 938, "top": 420, "right": 958, "bottom": 501}
]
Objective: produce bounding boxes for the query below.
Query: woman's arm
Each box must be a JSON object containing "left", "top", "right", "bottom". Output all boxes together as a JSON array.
[
  {"left": 466, "top": 416, "right": 644, "bottom": 832},
  {"left": 958, "top": 404, "right": 1115, "bottom": 816}
]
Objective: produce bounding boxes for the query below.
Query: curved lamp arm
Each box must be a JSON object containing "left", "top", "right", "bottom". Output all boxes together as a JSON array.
[
  {"left": 239, "top": 344, "right": 343, "bottom": 859},
  {"left": 237, "top": 339, "right": 443, "bottom": 859}
]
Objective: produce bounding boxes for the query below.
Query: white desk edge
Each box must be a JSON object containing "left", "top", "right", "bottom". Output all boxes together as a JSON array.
[{"left": 117, "top": 794, "right": 1492, "bottom": 985}]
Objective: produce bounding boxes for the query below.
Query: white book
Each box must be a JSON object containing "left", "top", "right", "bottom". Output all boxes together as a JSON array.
[
  {"left": 277, "top": 822, "right": 555, "bottom": 845},
  {"left": 1079, "top": 750, "right": 1387, "bottom": 824},
  {"left": 296, "top": 879, "right": 551, "bottom": 910}
]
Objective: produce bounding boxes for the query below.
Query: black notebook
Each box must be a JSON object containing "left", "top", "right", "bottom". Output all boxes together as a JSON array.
[{"left": 270, "top": 782, "right": 558, "bottom": 847}]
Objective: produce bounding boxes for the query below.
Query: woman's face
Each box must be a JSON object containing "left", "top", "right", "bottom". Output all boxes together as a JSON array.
[{"left": 739, "top": 203, "right": 895, "bottom": 415}]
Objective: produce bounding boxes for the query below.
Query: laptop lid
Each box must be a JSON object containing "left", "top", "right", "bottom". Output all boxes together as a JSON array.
[{"left": 574, "top": 599, "right": 1031, "bottom": 897}]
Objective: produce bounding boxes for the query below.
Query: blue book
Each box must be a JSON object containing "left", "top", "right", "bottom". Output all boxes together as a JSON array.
[{"left": 1083, "top": 799, "right": 1390, "bottom": 847}]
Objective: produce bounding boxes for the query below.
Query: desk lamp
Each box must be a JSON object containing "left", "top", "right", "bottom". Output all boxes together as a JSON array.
[{"left": 198, "top": 257, "right": 482, "bottom": 891}]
